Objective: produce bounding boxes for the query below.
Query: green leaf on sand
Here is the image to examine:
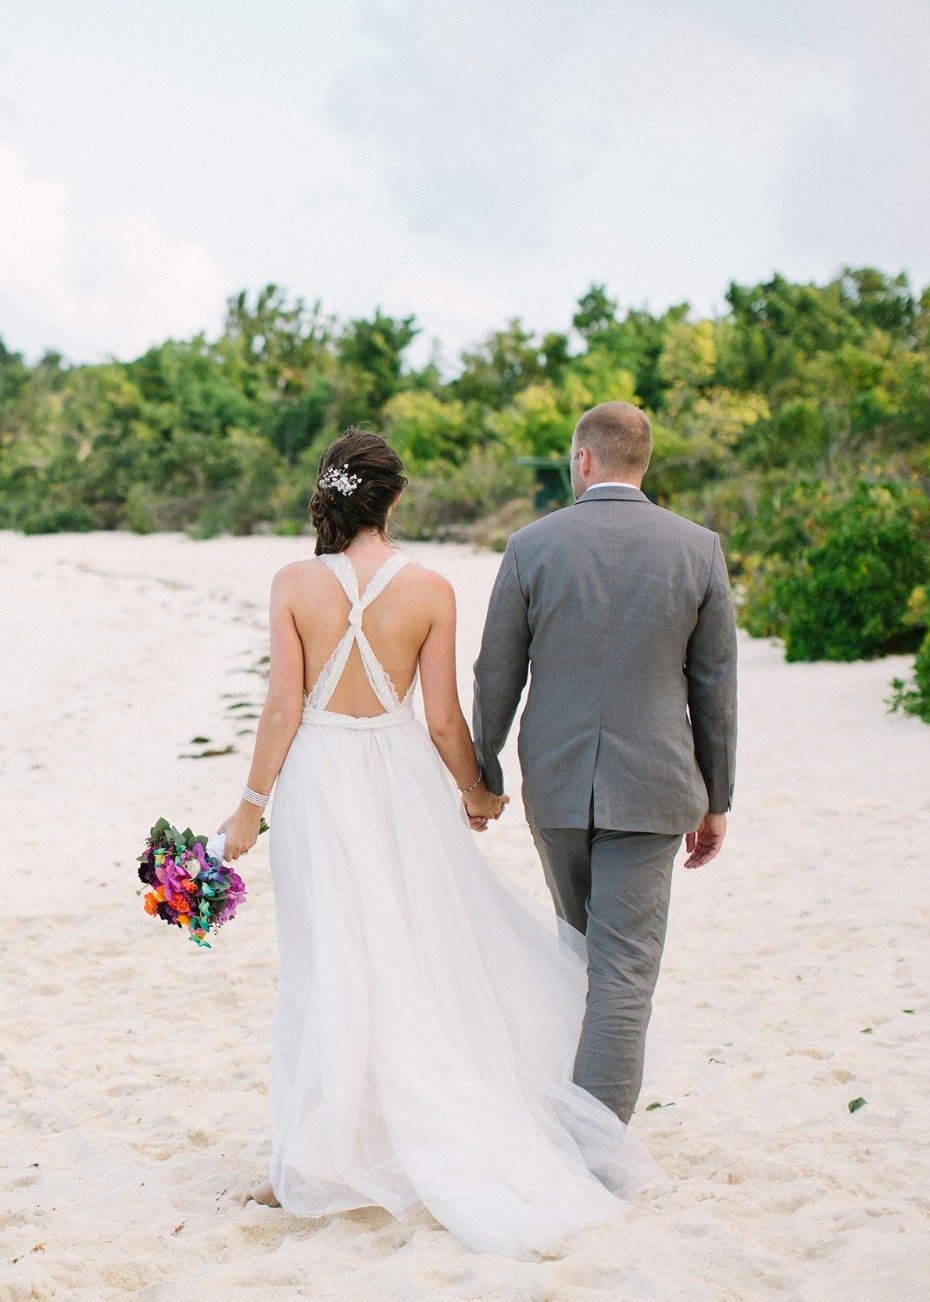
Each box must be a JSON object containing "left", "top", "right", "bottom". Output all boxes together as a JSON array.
[{"left": 848, "top": 1097, "right": 867, "bottom": 1113}]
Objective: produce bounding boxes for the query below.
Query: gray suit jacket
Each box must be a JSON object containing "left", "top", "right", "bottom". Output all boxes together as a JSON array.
[{"left": 472, "top": 484, "right": 737, "bottom": 834}]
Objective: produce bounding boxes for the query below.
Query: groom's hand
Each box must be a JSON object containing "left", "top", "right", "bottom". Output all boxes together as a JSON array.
[{"left": 684, "top": 813, "right": 727, "bottom": 868}]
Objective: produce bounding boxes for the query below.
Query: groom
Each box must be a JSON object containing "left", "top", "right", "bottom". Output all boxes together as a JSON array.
[{"left": 472, "top": 400, "right": 737, "bottom": 1125}]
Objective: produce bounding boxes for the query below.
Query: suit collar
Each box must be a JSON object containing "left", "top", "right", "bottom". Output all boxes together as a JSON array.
[{"left": 575, "top": 484, "right": 650, "bottom": 505}]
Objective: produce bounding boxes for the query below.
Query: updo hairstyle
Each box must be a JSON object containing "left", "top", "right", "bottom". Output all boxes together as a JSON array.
[{"left": 309, "top": 429, "right": 408, "bottom": 555}]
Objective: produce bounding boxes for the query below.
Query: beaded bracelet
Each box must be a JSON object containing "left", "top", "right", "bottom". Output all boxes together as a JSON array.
[
  {"left": 242, "top": 786, "right": 270, "bottom": 809},
  {"left": 459, "top": 773, "right": 483, "bottom": 795}
]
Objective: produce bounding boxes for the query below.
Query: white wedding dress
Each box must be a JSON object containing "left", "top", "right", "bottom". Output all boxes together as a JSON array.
[{"left": 267, "top": 550, "right": 667, "bottom": 1256}]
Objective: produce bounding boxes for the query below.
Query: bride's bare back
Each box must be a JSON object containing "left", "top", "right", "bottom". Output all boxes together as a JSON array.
[{"left": 286, "top": 546, "right": 441, "bottom": 719}]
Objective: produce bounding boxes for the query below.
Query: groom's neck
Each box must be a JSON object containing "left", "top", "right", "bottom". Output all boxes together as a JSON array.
[{"left": 583, "top": 474, "right": 643, "bottom": 491}]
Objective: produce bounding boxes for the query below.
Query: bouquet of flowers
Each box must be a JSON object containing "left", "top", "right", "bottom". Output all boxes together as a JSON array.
[{"left": 137, "top": 817, "right": 265, "bottom": 947}]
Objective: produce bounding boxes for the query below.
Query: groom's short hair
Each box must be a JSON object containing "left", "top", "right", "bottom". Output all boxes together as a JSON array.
[{"left": 574, "top": 402, "right": 652, "bottom": 476}]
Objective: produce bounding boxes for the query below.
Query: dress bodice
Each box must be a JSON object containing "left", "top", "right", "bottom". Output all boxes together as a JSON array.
[{"left": 302, "top": 550, "right": 417, "bottom": 728}]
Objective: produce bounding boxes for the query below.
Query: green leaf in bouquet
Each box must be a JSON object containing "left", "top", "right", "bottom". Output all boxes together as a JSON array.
[
  {"left": 150, "top": 817, "right": 170, "bottom": 838},
  {"left": 259, "top": 818, "right": 270, "bottom": 835}
]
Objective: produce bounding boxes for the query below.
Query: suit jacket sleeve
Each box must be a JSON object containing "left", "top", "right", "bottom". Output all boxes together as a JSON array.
[
  {"left": 686, "top": 534, "right": 738, "bottom": 814},
  {"left": 472, "top": 537, "right": 531, "bottom": 797}
]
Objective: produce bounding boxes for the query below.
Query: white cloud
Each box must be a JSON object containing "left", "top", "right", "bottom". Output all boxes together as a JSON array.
[
  {"left": 0, "top": 142, "right": 74, "bottom": 326},
  {"left": 76, "top": 215, "right": 228, "bottom": 358},
  {"left": 777, "top": 0, "right": 930, "bottom": 278},
  {"left": 327, "top": 2, "right": 844, "bottom": 260},
  {"left": 0, "top": 143, "right": 227, "bottom": 361},
  {"left": 327, "top": 0, "right": 929, "bottom": 324}
]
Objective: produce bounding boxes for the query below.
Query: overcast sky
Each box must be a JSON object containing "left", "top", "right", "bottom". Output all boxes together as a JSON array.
[{"left": 0, "top": 0, "right": 927, "bottom": 367}]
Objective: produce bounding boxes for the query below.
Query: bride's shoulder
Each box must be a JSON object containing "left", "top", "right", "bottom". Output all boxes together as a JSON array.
[
  {"left": 270, "top": 557, "right": 330, "bottom": 591},
  {"left": 400, "top": 561, "right": 456, "bottom": 611}
]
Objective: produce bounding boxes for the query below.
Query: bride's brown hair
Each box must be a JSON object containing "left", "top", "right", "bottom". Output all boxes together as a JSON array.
[{"left": 310, "top": 429, "right": 408, "bottom": 555}]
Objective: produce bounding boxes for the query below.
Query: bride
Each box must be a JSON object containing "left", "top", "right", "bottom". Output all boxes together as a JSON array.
[{"left": 217, "top": 429, "right": 666, "bottom": 1256}]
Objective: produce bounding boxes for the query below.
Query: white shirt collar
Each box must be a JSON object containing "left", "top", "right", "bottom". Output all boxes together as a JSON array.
[{"left": 584, "top": 481, "right": 641, "bottom": 491}]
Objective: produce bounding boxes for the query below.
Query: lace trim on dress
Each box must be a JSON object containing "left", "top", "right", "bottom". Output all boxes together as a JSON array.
[{"left": 304, "top": 639, "right": 347, "bottom": 712}]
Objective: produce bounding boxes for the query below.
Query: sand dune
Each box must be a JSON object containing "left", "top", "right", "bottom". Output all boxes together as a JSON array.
[{"left": 1, "top": 530, "right": 928, "bottom": 1299}]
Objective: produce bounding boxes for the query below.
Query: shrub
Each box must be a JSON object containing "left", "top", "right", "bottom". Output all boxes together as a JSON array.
[
  {"left": 392, "top": 448, "right": 535, "bottom": 541},
  {"left": 123, "top": 485, "right": 204, "bottom": 533},
  {"left": 739, "top": 481, "right": 930, "bottom": 661},
  {"left": 19, "top": 503, "right": 99, "bottom": 534},
  {"left": 888, "top": 587, "right": 930, "bottom": 722},
  {"left": 888, "top": 632, "right": 930, "bottom": 722}
]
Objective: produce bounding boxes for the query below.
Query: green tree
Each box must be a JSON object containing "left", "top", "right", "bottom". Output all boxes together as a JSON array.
[
  {"left": 382, "top": 390, "right": 475, "bottom": 471},
  {"left": 453, "top": 320, "right": 548, "bottom": 406},
  {"left": 335, "top": 308, "right": 419, "bottom": 420}
]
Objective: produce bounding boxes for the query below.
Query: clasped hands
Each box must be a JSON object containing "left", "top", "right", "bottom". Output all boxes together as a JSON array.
[{"left": 462, "top": 782, "right": 509, "bottom": 832}]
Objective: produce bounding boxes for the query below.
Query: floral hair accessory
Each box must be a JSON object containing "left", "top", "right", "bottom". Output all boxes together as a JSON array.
[{"left": 318, "top": 463, "right": 362, "bottom": 496}]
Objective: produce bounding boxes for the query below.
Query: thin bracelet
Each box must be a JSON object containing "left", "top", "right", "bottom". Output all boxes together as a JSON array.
[
  {"left": 242, "top": 786, "right": 270, "bottom": 808},
  {"left": 459, "top": 773, "right": 483, "bottom": 795}
]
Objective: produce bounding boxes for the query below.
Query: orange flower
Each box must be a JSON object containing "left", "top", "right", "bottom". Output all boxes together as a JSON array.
[
  {"left": 144, "top": 892, "right": 159, "bottom": 915},
  {"left": 169, "top": 892, "right": 189, "bottom": 913},
  {"left": 154, "top": 886, "right": 166, "bottom": 902}
]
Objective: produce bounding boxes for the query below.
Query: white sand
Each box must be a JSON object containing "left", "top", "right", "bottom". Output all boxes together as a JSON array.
[{"left": 1, "top": 529, "right": 928, "bottom": 1300}]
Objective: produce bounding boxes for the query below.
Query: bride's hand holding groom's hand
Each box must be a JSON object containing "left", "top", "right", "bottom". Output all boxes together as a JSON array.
[{"left": 463, "top": 782, "right": 509, "bottom": 832}]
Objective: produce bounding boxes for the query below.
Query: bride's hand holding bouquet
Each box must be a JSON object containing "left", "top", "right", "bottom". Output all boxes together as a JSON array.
[{"left": 217, "top": 796, "right": 267, "bottom": 861}]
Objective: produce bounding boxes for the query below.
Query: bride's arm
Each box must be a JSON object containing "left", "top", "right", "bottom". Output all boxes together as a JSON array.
[
  {"left": 218, "top": 568, "right": 305, "bottom": 858},
  {"left": 418, "top": 573, "right": 508, "bottom": 825}
]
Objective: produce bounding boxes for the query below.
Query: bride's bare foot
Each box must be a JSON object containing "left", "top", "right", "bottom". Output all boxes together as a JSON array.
[{"left": 248, "top": 1180, "right": 280, "bottom": 1207}]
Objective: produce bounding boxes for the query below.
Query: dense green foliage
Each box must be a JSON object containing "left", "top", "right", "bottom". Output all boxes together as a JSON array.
[
  {"left": 735, "top": 482, "right": 930, "bottom": 661},
  {"left": 2, "top": 269, "right": 929, "bottom": 688}
]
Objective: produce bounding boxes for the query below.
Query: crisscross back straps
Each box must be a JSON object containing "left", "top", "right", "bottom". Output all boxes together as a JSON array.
[{"left": 309, "top": 551, "right": 413, "bottom": 713}]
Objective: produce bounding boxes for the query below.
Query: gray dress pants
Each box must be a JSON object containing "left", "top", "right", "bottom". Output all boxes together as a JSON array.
[{"left": 530, "top": 822, "right": 682, "bottom": 1125}]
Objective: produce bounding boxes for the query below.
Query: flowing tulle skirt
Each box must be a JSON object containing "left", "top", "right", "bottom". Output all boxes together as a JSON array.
[{"left": 267, "top": 709, "right": 667, "bottom": 1256}]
